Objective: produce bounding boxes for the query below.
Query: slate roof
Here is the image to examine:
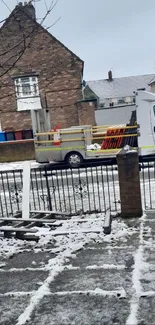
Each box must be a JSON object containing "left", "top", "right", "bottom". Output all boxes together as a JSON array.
[
  {"left": 148, "top": 76, "right": 155, "bottom": 85},
  {"left": 87, "top": 74, "right": 155, "bottom": 102}
]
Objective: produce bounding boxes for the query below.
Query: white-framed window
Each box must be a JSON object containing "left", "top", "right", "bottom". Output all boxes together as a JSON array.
[
  {"left": 14, "top": 76, "right": 39, "bottom": 98},
  {"left": 118, "top": 97, "right": 125, "bottom": 105}
]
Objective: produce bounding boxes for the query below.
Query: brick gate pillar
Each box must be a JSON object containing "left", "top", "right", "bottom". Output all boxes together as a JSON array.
[{"left": 117, "top": 147, "right": 142, "bottom": 218}]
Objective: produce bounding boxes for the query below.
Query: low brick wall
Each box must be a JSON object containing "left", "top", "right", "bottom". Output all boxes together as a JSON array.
[{"left": 0, "top": 140, "right": 35, "bottom": 163}]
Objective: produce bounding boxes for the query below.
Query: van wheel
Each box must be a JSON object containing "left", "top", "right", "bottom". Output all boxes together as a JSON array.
[{"left": 66, "top": 152, "right": 83, "bottom": 168}]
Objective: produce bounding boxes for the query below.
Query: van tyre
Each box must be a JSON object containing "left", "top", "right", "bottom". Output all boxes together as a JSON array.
[{"left": 66, "top": 152, "right": 83, "bottom": 168}]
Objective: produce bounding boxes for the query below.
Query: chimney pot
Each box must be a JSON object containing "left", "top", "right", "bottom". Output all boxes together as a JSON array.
[
  {"left": 16, "top": 1, "right": 36, "bottom": 20},
  {"left": 108, "top": 70, "right": 113, "bottom": 82}
]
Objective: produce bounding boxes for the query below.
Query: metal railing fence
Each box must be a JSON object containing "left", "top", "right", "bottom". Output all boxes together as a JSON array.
[{"left": 0, "top": 163, "right": 120, "bottom": 217}]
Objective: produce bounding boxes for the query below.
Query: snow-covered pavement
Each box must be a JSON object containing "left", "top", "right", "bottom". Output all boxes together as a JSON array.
[
  {"left": 0, "top": 213, "right": 155, "bottom": 324},
  {"left": 0, "top": 161, "right": 40, "bottom": 171}
]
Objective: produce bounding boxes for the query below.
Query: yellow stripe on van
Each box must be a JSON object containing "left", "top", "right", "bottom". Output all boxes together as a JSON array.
[{"left": 35, "top": 146, "right": 85, "bottom": 152}]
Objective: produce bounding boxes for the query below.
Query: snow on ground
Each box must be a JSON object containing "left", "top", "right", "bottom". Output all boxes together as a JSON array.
[
  {"left": 0, "top": 159, "right": 152, "bottom": 172},
  {"left": 0, "top": 214, "right": 137, "bottom": 325},
  {"left": 0, "top": 214, "right": 104, "bottom": 259},
  {"left": 126, "top": 214, "right": 146, "bottom": 325},
  {"left": 0, "top": 161, "right": 40, "bottom": 171},
  {"left": 0, "top": 213, "right": 155, "bottom": 324},
  {"left": 0, "top": 214, "right": 136, "bottom": 261}
]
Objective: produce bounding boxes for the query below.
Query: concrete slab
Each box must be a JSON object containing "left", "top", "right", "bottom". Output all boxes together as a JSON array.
[
  {"left": 123, "top": 218, "right": 142, "bottom": 228},
  {"left": 0, "top": 213, "right": 155, "bottom": 324},
  {"left": 2, "top": 251, "right": 55, "bottom": 270},
  {"left": 0, "top": 270, "right": 48, "bottom": 294},
  {"left": 144, "top": 211, "right": 155, "bottom": 220},
  {"left": 143, "top": 248, "right": 155, "bottom": 265},
  {"left": 138, "top": 297, "right": 155, "bottom": 325},
  {"left": 144, "top": 220, "right": 155, "bottom": 232},
  {"left": 85, "top": 231, "right": 140, "bottom": 250},
  {"left": 49, "top": 268, "right": 132, "bottom": 294},
  {"left": 28, "top": 294, "right": 130, "bottom": 325},
  {"left": 0, "top": 296, "right": 30, "bottom": 325},
  {"left": 141, "top": 270, "right": 155, "bottom": 292},
  {"left": 143, "top": 233, "right": 155, "bottom": 243},
  {"left": 68, "top": 247, "right": 135, "bottom": 268}
]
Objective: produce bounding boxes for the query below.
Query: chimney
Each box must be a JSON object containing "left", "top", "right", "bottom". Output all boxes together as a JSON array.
[
  {"left": 108, "top": 70, "right": 113, "bottom": 82},
  {"left": 15, "top": 1, "right": 36, "bottom": 20}
]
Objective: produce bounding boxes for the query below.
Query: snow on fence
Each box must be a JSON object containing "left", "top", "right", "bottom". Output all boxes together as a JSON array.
[
  {"left": 0, "top": 164, "right": 120, "bottom": 217},
  {"left": 1, "top": 159, "right": 155, "bottom": 218}
]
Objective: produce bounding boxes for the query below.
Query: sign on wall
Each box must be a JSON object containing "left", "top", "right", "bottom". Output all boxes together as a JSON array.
[{"left": 17, "top": 97, "right": 42, "bottom": 111}]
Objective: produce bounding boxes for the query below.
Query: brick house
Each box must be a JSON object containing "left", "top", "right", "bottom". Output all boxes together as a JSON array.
[
  {"left": 0, "top": 2, "right": 96, "bottom": 133},
  {"left": 87, "top": 71, "right": 155, "bottom": 126}
]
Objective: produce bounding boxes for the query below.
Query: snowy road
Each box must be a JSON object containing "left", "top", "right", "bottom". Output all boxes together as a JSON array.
[{"left": 0, "top": 213, "right": 155, "bottom": 324}]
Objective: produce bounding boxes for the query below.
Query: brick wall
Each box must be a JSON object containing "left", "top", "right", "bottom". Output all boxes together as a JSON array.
[
  {"left": 77, "top": 100, "right": 96, "bottom": 126},
  {"left": 0, "top": 140, "right": 35, "bottom": 162},
  {"left": 1, "top": 111, "right": 31, "bottom": 131},
  {"left": 0, "top": 3, "right": 96, "bottom": 131},
  {"left": 117, "top": 148, "right": 142, "bottom": 218}
]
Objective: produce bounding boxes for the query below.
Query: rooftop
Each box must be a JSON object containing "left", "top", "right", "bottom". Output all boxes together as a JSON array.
[{"left": 87, "top": 73, "right": 155, "bottom": 102}]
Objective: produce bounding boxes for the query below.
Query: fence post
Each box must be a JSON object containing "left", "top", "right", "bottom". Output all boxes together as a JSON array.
[
  {"left": 117, "top": 146, "right": 142, "bottom": 218},
  {"left": 44, "top": 166, "right": 52, "bottom": 211},
  {"left": 22, "top": 161, "right": 31, "bottom": 219}
]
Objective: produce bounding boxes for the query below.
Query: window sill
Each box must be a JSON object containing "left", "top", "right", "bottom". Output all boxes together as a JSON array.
[{"left": 16, "top": 95, "right": 40, "bottom": 99}]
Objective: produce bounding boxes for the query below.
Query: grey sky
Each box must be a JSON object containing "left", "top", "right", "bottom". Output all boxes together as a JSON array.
[{"left": 1, "top": 0, "right": 155, "bottom": 80}]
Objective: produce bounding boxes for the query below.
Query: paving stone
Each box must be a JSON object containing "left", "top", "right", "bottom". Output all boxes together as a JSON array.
[
  {"left": 85, "top": 231, "right": 140, "bottom": 250},
  {"left": 138, "top": 296, "right": 155, "bottom": 325},
  {"left": 141, "top": 270, "right": 155, "bottom": 292},
  {"left": 28, "top": 294, "right": 130, "bottom": 325},
  {"left": 49, "top": 268, "right": 132, "bottom": 295},
  {"left": 0, "top": 296, "right": 30, "bottom": 325},
  {"left": 0, "top": 270, "right": 48, "bottom": 294},
  {"left": 2, "top": 251, "right": 55, "bottom": 270},
  {"left": 68, "top": 247, "right": 135, "bottom": 268},
  {"left": 143, "top": 248, "right": 155, "bottom": 265},
  {"left": 144, "top": 220, "right": 155, "bottom": 231},
  {"left": 145, "top": 212, "right": 155, "bottom": 220},
  {"left": 143, "top": 233, "right": 155, "bottom": 244},
  {"left": 0, "top": 213, "right": 154, "bottom": 324},
  {"left": 124, "top": 218, "right": 141, "bottom": 228}
]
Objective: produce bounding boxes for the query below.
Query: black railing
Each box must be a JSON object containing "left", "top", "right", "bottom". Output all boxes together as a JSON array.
[
  {"left": 0, "top": 163, "right": 120, "bottom": 217},
  {"left": 140, "top": 161, "right": 155, "bottom": 210}
]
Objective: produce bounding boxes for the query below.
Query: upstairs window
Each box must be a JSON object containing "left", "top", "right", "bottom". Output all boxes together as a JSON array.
[
  {"left": 118, "top": 98, "right": 125, "bottom": 104},
  {"left": 99, "top": 103, "right": 105, "bottom": 109},
  {"left": 14, "top": 76, "right": 39, "bottom": 98}
]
